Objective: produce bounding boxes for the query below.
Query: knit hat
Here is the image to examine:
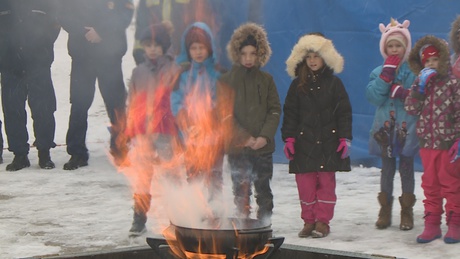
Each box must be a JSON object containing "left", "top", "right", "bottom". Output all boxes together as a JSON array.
[
  {"left": 240, "top": 35, "right": 257, "bottom": 49},
  {"left": 419, "top": 44, "right": 439, "bottom": 65},
  {"left": 185, "top": 26, "right": 212, "bottom": 54},
  {"left": 379, "top": 18, "right": 412, "bottom": 61},
  {"left": 140, "top": 21, "right": 174, "bottom": 53}
]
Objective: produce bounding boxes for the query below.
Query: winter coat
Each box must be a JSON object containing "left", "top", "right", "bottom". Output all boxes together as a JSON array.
[
  {"left": 58, "top": 0, "right": 134, "bottom": 60},
  {"left": 282, "top": 68, "right": 352, "bottom": 173},
  {"left": 219, "top": 65, "right": 281, "bottom": 155},
  {"left": 366, "top": 62, "right": 418, "bottom": 158},
  {"left": 405, "top": 35, "right": 460, "bottom": 150},
  {"left": 125, "top": 54, "right": 180, "bottom": 138},
  {"left": 170, "top": 22, "right": 223, "bottom": 147},
  {"left": 219, "top": 23, "right": 280, "bottom": 155},
  {"left": 0, "top": 0, "right": 60, "bottom": 73}
]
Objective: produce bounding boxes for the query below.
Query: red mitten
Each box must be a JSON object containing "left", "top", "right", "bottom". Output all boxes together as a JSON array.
[
  {"left": 390, "top": 84, "right": 409, "bottom": 99},
  {"left": 380, "top": 55, "right": 401, "bottom": 83}
]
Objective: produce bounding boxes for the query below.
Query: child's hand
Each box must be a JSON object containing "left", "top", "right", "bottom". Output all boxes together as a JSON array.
[
  {"left": 251, "top": 137, "right": 267, "bottom": 150},
  {"left": 380, "top": 55, "right": 401, "bottom": 83},
  {"left": 448, "top": 139, "right": 460, "bottom": 163},
  {"left": 418, "top": 68, "right": 437, "bottom": 93},
  {"left": 283, "top": 138, "right": 295, "bottom": 160},
  {"left": 336, "top": 138, "right": 351, "bottom": 159},
  {"left": 244, "top": 136, "right": 256, "bottom": 147}
]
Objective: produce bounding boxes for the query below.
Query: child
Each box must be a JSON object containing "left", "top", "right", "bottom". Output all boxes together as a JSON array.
[
  {"left": 282, "top": 32, "right": 352, "bottom": 238},
  {"left": 171, "top": 22, "right": 225, "bottom": 202},
  {"left": 405, "top": 35, "right": 460, "bottom": 244},
  {"left": 366, "top": 18, "right": 418, "bottom": 231},
  {"left": 218, "top": 23, "right": 281, "bottom": 224},
  {"left": 124, "top": 21, "right": 181, "bottom": 236}
]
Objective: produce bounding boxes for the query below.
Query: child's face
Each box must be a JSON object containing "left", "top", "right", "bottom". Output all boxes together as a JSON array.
[
  {"left": 189, "top": 42, "right": 209, "bottom": 63},
  {"left": 385, "top": 40, "right": 405, "bottom": 59},
  {"left": 143, "top": 41, "right": 163, "bottom": 60},
  {"left": 239, "top": 45, "right": 257, "bottom": 68},
  {"left": 305, "top": 52, "right": 324, "bottom": 72},
  {"left": 424, "top": 56, "right": 439, "bottom": 70}
]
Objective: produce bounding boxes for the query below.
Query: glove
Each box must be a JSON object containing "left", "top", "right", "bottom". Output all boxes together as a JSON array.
[
  {"left": 283, "top": 137, "right": 295, "bottom": 160},
  {"left": 448, "top": 139, "right": 460, "bottom": 163},
  {"left": 390, "top": 84, "right": 409, "bottom": 99},
  {"left": 336, "top": 138, "right": 351, "bottom": 159},
  {"left": 417, "top": 67, "right": 437, "bottom": 93},
  {"left": 380, "top": 55, "right": 401, "bottom": 83}
]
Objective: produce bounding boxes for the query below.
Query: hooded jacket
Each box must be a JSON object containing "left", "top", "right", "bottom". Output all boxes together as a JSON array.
[
  {"left": 405, "top": 35, "right": 460, "bottom": 150},
  {"left": 282, "top": 34, "right": 352, "bottom": 173},
  {"left": 218, "top": 23, "right": 281, "bottom": 155}
]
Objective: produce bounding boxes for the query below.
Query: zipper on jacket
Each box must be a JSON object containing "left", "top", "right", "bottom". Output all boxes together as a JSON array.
[{"left": 257, "top": 84, "right": 261, "bottom": 104}]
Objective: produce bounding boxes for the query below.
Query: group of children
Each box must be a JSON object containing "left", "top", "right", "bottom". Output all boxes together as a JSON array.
[
  {"left": 121, "top": 13, "right": 460, "bottom": 244},
  {"left": 367, "top": 16, "right": 460, "bottom": 244}
]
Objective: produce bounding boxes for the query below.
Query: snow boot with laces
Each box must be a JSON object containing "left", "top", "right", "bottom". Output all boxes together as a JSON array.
[
  {"left": 399, "top": 193, "right": 416, "bottom": 230},
  {"left": 417, "top": 213, "right": 442, "bottom": 243},
  {"left": 376, "top": 192, "right": 393, "bottom": 229}
]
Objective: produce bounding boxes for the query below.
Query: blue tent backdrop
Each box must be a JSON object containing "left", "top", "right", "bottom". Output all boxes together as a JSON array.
[{"left": 230, "top": 0, "right": 460, "bottom": 170}]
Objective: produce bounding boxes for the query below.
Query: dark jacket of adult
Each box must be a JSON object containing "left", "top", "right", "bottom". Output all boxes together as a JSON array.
[
  {"left": 58, "top": 0, "right": 134, "bottom": 60},
  {"left": 282, "top": 34, "right": 353, "bottom": 173},
  {"left": 0, "top": 0, "right": 60, "bottom": 73}
]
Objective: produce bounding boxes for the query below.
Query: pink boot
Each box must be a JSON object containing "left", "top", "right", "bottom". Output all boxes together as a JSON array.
[
  {"left": 417, "top": 213, "right": 442, "bottom": 243},
  {"left": 444, "top": 212, "right": 460, "bottom": 244}
]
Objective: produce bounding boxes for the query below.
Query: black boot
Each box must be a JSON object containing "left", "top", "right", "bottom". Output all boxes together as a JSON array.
[
  {"left": 38, "top": 150, "right": 55, "bottom": 169},
  {"left": 129, "top": 193, "right": 151, "bottom": 236},
  {"left": 6, "top": 155, "right": 30, "bottom": 171},
  {"left": 63, "top": 155, "right": 88, "bottom": 170}
]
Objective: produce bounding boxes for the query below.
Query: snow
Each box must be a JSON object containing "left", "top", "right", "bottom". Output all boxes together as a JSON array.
[{"left": 0, "top": 24, "right": 459, "bottom": 259}]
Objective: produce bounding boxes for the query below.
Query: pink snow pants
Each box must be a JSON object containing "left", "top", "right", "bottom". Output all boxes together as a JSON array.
[
  {"left": 295, "top": 172, "right": 337, "bottom": 224},
  {"left": 419, "top": 149, "right": 460, "bottom": 215}
]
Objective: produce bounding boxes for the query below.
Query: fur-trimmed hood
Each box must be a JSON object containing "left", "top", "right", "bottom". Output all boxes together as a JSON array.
[
  {"left": 408, "top": 35, "right": 450, "bottom": 77},
  {"left": 285, "top": 34, "right": 344, "bottom": 78},
  {"left": 226, "top": 22, "right": 271, "bottom": 67},
  {"left": 450, "top": 15, "right": 460, "bottom": 54}
]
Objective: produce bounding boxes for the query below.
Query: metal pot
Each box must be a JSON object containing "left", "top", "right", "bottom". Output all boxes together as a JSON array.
[{"left": 172, "top": 217, "right": 272, "bottom": 256}]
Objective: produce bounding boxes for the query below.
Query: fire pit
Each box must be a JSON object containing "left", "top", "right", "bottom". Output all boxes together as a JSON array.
[{"left": 147, "top": 217, "right": 284, "bottom": 259}]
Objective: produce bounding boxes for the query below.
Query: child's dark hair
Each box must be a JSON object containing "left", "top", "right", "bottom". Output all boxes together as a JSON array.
[{"left": 140, "top": 21, "right": 174, "bottom": 53}]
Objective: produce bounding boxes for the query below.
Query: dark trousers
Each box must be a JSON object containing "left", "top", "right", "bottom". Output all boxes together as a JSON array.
[
  {"left": 66, "top": 57, "right": 127, "bottom": 158},
  {"left": 1, "top": 66, "right": 56, "bottom": 155},
  {"left": 228, "top": 152, "right": 274, "bottom": 220},
  {"left": 381, "top": 155, "right": 415, "bottom": 200}
]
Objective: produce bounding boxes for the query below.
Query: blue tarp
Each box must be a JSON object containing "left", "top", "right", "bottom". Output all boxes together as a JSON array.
[{"left": 248, "top": 0, "right": 460, "bottom": 170}]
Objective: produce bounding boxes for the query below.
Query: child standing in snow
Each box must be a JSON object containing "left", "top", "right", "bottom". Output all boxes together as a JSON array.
[
  {"left": 366, "top": 18, "right": 418, "bottom": 231},
  {"left": 124, "top": 21, "right": 181, "bottom": 236},
  {"left": 171, "top": 22, "right": 225, "bottom": 202},
  {"left": 282, "top": 32, "right": 352, "bottom": 238},
  {"left": 218, "top": 23, "right": 281, "bottom": 224},
  {"left": 405, "top": 35, "right": 460, "bottom": 244}
]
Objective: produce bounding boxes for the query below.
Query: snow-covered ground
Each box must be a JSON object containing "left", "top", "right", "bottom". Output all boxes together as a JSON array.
[{"left": 1, "top": 23, "right": 459, "bottom": 259}]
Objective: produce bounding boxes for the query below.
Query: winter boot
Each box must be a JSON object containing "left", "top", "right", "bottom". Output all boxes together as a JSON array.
[
  {"left": 129, "top": 193, "right": 151, "bottom": 236},
  {"left": 38, "top": 150, "right": 55, "bottom": 169},
  {"left": 376, "top": 192, "right": 393, "bottom": 229},
  {"left": 298, "top": 222, "right": 315, "bottom": 238},
  {"left": 63, "top": 155, "right": 88, "bottom": 170},
  {"left": 444, "top": 212, "right": 460, "bottom": 244},
  {"left": 6, "top": 155, "right": 30, "bottom": 171},
  {"left": 311, "top": 221, "right": 330, "bottom": 238},
  {"left": 399, "top": 193, "right": 416, "bottom": 230},
  {"left": 0, "top": 126, "right": 3, "bottom": 164},
  {"left": 416, "top": 213, "right": 442, "bottom": 243}
]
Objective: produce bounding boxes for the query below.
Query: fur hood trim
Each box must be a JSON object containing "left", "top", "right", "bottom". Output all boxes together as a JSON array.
[
  {"left": 450, "top": 15, "right": 460, "bottom": 54},
  {"left": 226, "top": 23, "right": 271, "bottom": 67},
  {"left": 408, "top": 35, "right": 450, "bottom": 77},
  {"left": 286, "top": 34, "right": 344, "bottom": 78}
]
